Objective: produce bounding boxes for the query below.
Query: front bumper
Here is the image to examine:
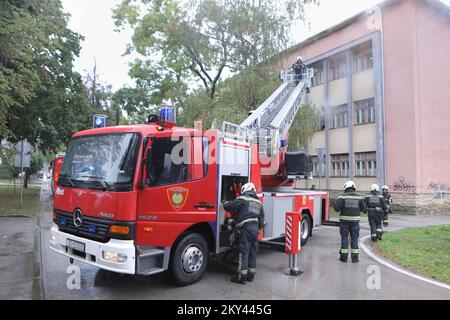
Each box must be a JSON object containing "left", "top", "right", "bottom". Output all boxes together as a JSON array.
[{"left": 49, "top": 224, "right": 136, "bottom": 274}]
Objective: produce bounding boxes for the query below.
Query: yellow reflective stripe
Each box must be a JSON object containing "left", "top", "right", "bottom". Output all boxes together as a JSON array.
[
  {"left": 351, "top": 249, "right": 359, "bottom": 253},
  {"left": 238, "top": 196, "right": 261, "bottom": 204},
  {"left": 339, "top": 216, "right": 361, "bottom": 221},
  {"left": 339, "top": 196, "right": 363, "bottom": 200},
  {"left": 340, "top": 249, "right": 349, "bottom": 253}
]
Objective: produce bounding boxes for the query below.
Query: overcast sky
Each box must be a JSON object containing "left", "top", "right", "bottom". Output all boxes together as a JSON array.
[{"left": 61, "top": 0, "right": 450, "bottom": 90}]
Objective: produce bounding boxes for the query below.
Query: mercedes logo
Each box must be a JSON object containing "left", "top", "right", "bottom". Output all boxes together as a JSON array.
[{"left": 73, "top": 209, "right": 83, "bottom": 227}]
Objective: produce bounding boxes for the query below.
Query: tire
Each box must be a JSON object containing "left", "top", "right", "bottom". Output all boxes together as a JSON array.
[
  {"left": 300, "top": 214, "right": 311, "bottom": 246},
  {"left": 170, "top": 232, "right": 208, "bottom": 286}
]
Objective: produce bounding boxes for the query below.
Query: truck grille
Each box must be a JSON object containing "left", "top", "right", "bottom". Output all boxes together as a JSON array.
[{"left": 54, "top": 210, "right": 112, "bottom": 243}]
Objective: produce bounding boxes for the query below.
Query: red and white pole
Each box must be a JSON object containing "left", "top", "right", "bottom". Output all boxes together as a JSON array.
[{"left": 285, "top": 211, "right": 303, "bottom": 276}]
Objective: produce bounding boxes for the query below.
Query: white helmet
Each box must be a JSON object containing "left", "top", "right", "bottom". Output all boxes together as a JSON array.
[
  {"left": 370, "top": 184, "right": 380, "bottom": 192},
  {"left": 382, "top": 185, "right": 389, "bottom": 191},
  {"left": 297, "top": 56, "right": 303, "bottom": 63},
  {"left": 241, "top": 182, "right": 256, "bottom": 194},
  {"left": 343, "top": 180, "right": 356, "bottom": 191}
]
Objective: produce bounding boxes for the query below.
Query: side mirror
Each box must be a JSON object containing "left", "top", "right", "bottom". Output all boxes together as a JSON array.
[{"left": 139, "top": 147, "right": 152, "bottom": 190}]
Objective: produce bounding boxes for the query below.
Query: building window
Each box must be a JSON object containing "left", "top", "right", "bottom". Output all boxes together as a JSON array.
[
  {"left": 310, "top": 156, "right": 320, "bottom": 177},
  {"left": 318, "top": 113, "right": 326, "bottom": 131},
  {"left": 328, "top": 54, "right": 347, "bottom": 81},
  {"left": 330, "top": 105, "right": 348, "bottom": 129},
  {"left": 310, "top": 61, "right": 324, "bottom": 87},
  {"left": 331, "top": 154, "right": 349, "bottom": 177},
  {"left": 352, "top": 41, "right": 373, "bottom": 73},
  {"left": 355, "top": 152, "right": 376, "bottom": 177},
  {"left": 354, "top": 98, "right": 375, "bottom": 124}
]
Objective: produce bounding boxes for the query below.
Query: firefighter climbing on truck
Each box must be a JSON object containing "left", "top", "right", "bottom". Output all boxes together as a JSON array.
[{"left": 223, "top": 182, "right": 265, "bottom": 284}]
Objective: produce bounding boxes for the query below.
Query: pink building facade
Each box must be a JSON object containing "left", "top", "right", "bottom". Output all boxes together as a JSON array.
[{"left": 286, "top": 0, "right": 450, "bottom": 211}]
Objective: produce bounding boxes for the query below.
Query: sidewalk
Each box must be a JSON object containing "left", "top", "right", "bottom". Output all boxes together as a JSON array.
[
  {"left": 0, "top": 216, "right": 41, "bottom": 299},
  {"left": 0, "top": 182, "right": 45, "bottom": 299}
]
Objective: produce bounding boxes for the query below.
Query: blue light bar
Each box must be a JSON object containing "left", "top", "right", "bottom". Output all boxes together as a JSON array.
[{"left": 160, "top": 107, "right": 175, "bottom": 122}]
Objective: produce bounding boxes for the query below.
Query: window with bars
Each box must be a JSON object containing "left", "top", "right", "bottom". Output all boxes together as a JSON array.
[
  {"left": 330, "top": 105, "right": 348, "bottom": 129},
  {"left": 331, "top": 154, "right": 349, "bottom": 177},
  {"left": 352, "top": 42, "right": 373, "bottom": 73},
  {"left": 328, "top": 54, "right": 347, "bottom": 81},
  {"left": 354, "top": 98, "right": 375, "bottom": 124},
  {"left": 355, "top": 152, "right": 376, "bottom": 177},
  {"left": 310, "top": 61, "right": 324, "bottom": 87}
]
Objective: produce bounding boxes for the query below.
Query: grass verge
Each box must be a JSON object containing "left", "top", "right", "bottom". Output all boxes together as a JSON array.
[
  {"left": 0, "top": 185, "right": 41, "bottom": 216},
  {"left": 374, "top": 224, "right": 450, "bottom": 284}
]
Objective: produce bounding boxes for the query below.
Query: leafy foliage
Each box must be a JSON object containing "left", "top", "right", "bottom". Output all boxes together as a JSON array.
[
  {"left": 0, "top": 0, "right": 95, "bottom": 152},
  {"left": 113, "top": 0, "right": 318, "bottom": 99}
]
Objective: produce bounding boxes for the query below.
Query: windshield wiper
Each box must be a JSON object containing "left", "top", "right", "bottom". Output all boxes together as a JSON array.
[
  {"left": 59, "top": 174, "right": 77, "bottom": 188},
  {"left": 77, "top": 174, "right": 113, "bottom": 191}
]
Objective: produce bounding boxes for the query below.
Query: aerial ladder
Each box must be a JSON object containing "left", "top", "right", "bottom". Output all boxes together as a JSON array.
[{"left": 222, "top": 67, "right": 315, "bottom": 187}]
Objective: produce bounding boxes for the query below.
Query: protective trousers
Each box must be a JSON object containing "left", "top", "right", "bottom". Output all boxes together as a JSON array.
[
  {"left": 339, "top": 220, "right": 360, "bottom": 261},
  {"left": 368, "top": 210, "right": 383, "bottom": 240},
  {"left": 236, "top": 222, "right": 259, "bottom": 281}
]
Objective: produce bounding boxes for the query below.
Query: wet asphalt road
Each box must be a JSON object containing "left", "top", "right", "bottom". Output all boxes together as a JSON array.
[{"left": 29, "top": 181, "right": 450, "bottom": 299}]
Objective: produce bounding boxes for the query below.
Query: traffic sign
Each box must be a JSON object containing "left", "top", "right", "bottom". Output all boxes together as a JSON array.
[{"left": 15, "top": 140, "right": 32, "bottom": 155}]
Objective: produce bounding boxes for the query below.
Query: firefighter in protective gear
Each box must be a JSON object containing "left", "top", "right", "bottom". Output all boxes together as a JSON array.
[
  {"left": 334, "top": 181, "right": 367, "bottom": 263},
  {"left": 292, "top": 56, "right": 306, "bottom": 85},
  {"left": 223, "top": 182, "right": 265, "bottom": 284},
  {"left": 365, "top": 184, "right": 388, "bottom": 242},
  {"left": 381, "top": 185, "right": 392, "bottom": 226}
]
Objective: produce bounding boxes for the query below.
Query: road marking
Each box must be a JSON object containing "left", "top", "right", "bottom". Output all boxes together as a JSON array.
[{"left": 360, "top": 235, "right": 450, "bottom": 291}]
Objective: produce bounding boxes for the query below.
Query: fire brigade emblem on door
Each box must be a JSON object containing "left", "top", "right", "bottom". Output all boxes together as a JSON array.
[{"left": 167, "top": 187, "right": 189, "bottom": 211}]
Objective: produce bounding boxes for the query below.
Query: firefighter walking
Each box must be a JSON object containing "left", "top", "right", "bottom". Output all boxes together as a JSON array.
[
  {"left": 223, "top": 182, "right": 265, "bottom": 284},
  {"left": 333, "top": 181, "right": 367, "bottom": 263},
  {"left": 381, "top": 185, "right": 392, "bottom": 226},
  {"left": 365, "top": 184, "right": 388, "bottom": 242}
]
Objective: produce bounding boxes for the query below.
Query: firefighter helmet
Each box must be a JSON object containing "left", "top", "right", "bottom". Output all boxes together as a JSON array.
[
  {"left": 241, "top": 182, "right": 256, "bottom": 194},
  {"left": 382, "top": 185, "right": 389, "bottom": 191},
  {"left": 297, "top": 56, "right": 303, "bottom": 63},
  {"left": 343, "top": 180, "right": 356, "bottom": 191},
  {"left": 370, "top": 184, "right": 380, "bottom": 192}
]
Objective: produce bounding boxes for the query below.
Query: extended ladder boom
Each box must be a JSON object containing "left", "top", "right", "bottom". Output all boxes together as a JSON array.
[{"left": 222, "top": 68, "right": 314, "bottom": 157}]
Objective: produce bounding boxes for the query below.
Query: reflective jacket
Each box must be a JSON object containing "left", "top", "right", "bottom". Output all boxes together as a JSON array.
[
  {"left": 223, "top": 191, "right": 265, "bottom": 230},
  {"left": 382, "top": 192, "right": 392, "bottom": 208},
  {"left": 365, "top": 191, "right": 388, "bottom": 214},
  {"left": 333, "top": 190, "right": 367, "bottom": 221}
]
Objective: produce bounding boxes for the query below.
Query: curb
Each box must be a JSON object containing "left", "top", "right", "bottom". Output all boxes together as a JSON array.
[{"left": 360, "top": 235, "right": 450, "bottom": 291}]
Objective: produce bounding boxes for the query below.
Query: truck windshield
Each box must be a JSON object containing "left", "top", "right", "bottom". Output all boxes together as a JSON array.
[{"left": 58, "top": 133, "right": 141, "bottom": 191}]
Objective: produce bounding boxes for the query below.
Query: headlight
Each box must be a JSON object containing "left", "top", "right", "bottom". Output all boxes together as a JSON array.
[{"left": 102, "top": 251, "right": 127, "bottom": 263}]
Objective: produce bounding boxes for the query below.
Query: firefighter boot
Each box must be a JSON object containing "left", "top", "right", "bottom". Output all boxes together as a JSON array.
[
  {"left": 371, "top": 234, "right": 378, "bottom": 242},
  {"left": 339, "top": 252, "right": 348, "bottom": 263},
  {"left": 247, "top": 271, "right": 255, "bottom": 282},
  {"left": 230, "top": 274, "right": 246, "bottom": 285},
  {"left": 351, "top": 254, "right": 359, "bottom": 263},
  {"left": 377, "top": 229, "right": 383, "bottom": 241}
]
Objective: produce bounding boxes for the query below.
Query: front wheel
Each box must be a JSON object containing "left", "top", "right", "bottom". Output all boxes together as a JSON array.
[
  {"left": 301, "top": 214, "right": 312, "bottom": 246},
  {"left": 170, "top": 233, "right": 208, "bottom": 286}
]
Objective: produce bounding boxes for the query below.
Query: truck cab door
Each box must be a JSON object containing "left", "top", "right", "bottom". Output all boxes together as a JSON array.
[{"left": 135, "top": 133, "right": 217, "bottom": 248}]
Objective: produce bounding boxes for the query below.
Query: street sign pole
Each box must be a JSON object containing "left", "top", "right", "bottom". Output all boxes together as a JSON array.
[{"left": 20, "top": 140, "right": 24, "bottom": 209}]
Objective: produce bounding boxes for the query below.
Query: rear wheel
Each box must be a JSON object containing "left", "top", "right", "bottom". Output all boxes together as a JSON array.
[
  {"left": 170, "top": 233, "right": 208, "bottom": 286},
  {"left": 301, "top": 214, "right": 311, "bottom": 246}
]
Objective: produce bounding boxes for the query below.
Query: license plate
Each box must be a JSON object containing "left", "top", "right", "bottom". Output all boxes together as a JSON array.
[{"left": 66, "top": 239, "right": 85, "bottom": 253}]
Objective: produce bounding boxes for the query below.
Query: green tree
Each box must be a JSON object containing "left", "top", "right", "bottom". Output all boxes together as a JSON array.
[
  {"left": 113, "top": 0, "right": 317, "bottom": 100},
  {"left": 288, "top": 104, "right": 322, "bottom": 151},
  {"left": 0, "top": 0, "right": 94, "bottom": 152}
]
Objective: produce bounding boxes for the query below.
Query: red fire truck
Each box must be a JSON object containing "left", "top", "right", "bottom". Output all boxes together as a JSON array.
[{"left": 50, "top": 69, "right": 330, "bottom": 285}]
